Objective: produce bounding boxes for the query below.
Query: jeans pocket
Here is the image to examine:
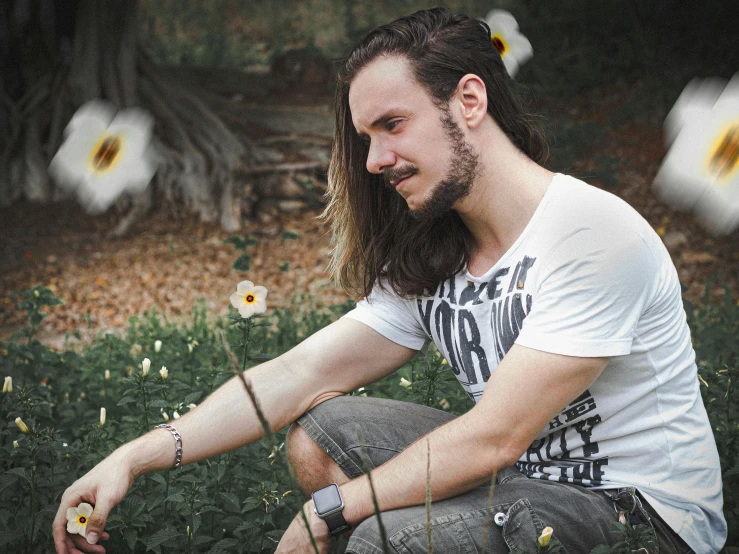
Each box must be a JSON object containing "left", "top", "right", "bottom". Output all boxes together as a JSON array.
[
  {"left": 502, "top": 498, "right": 560, "bottom": 554},
  {"left": 390, "top": 512, "right": 479, "bottom": 554}
]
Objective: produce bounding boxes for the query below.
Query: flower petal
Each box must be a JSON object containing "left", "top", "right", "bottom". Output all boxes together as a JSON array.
[
  {"left": 253, "top": 299, "right": 267, "bottom": 314},
  {"left": 253, "top": 285, "right": 268, "bottom": 299},
  {"left": 78, "top": 502, "right": 94, "bottom": 517},
  {"left": 236, "top": 280, "right": 255, "bottom": 294},
  {"left": 239, "top": 304, "right": 255, "bottom": 318},
  {"left": 66, "top": 506, "right": 80, "bottom": 521},
  {"left": 67, "top": 520, "right": 81, "bottom": 535},
  {"left": 229, "top": 292, "right": 243, "bottom": 310}
]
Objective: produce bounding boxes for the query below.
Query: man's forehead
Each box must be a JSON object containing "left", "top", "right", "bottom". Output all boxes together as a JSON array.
[{"left": 349, "top": 56, "right": 422, "bottom": 130}]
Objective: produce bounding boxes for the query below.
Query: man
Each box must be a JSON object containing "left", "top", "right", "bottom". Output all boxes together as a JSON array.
[{"left": 53, "top": 8, "right": 725, "bottom": 554}]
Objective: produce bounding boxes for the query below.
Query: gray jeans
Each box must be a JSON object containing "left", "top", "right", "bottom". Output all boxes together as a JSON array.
[{"left": 294, "top": 396, "right": 693, "bottom": 554}]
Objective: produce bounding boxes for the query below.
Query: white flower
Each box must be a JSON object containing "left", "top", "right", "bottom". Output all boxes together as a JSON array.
[
  {"left": 229, "top": 281, "right": 268, "bottom": 318},
  {"left": 2, "top": 376, "right": 11, "bottom": 393},
  {"left": 154, "top": 340, "right": 162, "bottom": 353},
  {"left": 653, "top": 73, "right": 739, "bottom": 235},
  {"left": 66, "top": 502, "right": 94, "bottom": 537},
  {"left": 188, "top": 343, "right": 193, "bottom": 354},
  {"left": 159, "top": 366, "right": 168, "bottom": 380},
  {"left": 187, "top": 403, "right": 197, "bottom": 410},
  {"left": 142, "top": 357, "right": 151, "bottom": 376},
  {"left": 538, "top": 526, "right": 553, "bottom": 547},
  {"left": 13, "top": 440, "right": 19, "bottom": 448},
  {"left": 399, "top": 377, "right": 412, "bottom": 389},
  {"left": 104, "top": 369, "right": 110, "bottom": 381},
  {"left": 482, "top": 10, "right": 533, "bottom": 78},
  {"left": 99, "top": 407, "right": 106, "bottom": 426},
  {"left": 15, "top": 417, "right": 29, "bottom": 433},
  {"left": 161, "top": 410, "right": 169, "bottom": 422},
  {"left": 172, "top": 411, "right": 180, "bottom": 419},
  {"left": 48, "top": 100, "right": 158, "bottom": 214}
]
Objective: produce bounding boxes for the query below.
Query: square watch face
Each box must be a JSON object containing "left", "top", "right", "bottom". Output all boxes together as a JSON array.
[{"left": 312, "top": 484, "right": 342, "bottom": 515}]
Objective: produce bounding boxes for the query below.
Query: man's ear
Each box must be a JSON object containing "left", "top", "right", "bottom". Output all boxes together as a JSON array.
[{"left": 456, "top": 74, "right": 488, "bottom": 129}]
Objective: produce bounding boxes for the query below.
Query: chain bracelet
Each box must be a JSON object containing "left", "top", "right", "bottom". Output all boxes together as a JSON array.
[{"left": 155, "top": 423, "right": 183, "bottom": 469}]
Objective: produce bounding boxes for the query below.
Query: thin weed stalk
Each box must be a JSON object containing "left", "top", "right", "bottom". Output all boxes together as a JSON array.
[
  {"left": 356, "top": 426, "right": 391, "bottom": 554},
  {"left": 425, "top": 438, "right": 433, "bottom": 554},
  {"left": 220, "top": 330, "right": 320, "bottom": 554},
  {"left": 480, "top": 470, "right": 497, "bottom": 554}
]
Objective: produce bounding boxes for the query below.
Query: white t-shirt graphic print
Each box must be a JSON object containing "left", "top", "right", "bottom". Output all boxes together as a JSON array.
[{"left": 344, "top": 173, "right": 726, "bottom": 554}]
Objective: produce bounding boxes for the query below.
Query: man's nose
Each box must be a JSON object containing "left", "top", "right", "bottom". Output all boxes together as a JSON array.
[{"left": 366, "top": 140, "right": 396, "bottom": 175}]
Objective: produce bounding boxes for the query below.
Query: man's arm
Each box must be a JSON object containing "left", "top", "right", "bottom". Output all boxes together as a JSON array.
[
  {"left": 338, "top": 343, "right": 609, "bottom": 526},
  {"left": 53, "top": 317, "right": 416, "bottom": 553}
]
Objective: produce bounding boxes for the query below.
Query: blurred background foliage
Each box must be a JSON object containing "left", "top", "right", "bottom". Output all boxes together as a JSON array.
[{"left": 138, "top": 0, "right": 738, "bottom": 123}]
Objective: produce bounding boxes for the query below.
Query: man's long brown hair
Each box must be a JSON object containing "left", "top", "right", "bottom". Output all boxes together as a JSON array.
[{"left": 322, "top": 8, "right": 549, "bottom": 299}]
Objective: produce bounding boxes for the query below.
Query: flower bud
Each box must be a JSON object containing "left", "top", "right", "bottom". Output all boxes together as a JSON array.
[
  {"left": 538, "top": 526, "right": 553, "bottom": 548},
  {"left": 99, "top": 407, "right": 106, "bottom": 426},
  {"left": 162, "top": 410, "right": 169, "bottom": 422},
  {"left": 154, "top": 340, "right": 162, "bottom": 353},
  {"left": 142, "top": 358, "right": 151, "bottom": 376},
  {"left": 399, "top": 377, "right": 412, "bottom": 389},
  {"left": 15, "top": 417, "right": 29, "bottom": 433},
  {"left": 13, "top": 440, "right": 19, "bottom": 448},
  {"left": 104, "top": 369, "right": 111, "bottom": 381},
  {"left": 33, "top": 290, "right": 40, "bottom": 297},
  {"left": 172, "top": 410, "right": 180, "bottom": 419},
  {"left": 159, "top": 366, "right": 168, "bottom": 380},
  {"left": 188, "top": 343, "right": 193, "bottom": 354},
  {"left": 439, "top": 398, "right": 450, "bottom": 410},
  {"left": 2, "top": 376, "right": 12, "bottom": 393}
]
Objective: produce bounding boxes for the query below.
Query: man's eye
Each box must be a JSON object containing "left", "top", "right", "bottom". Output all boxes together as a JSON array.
[{"left": 386, "top": 120, "right": 401, "bottom": 131}]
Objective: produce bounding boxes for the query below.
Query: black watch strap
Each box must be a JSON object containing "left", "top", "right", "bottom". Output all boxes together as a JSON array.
[{"left": 324, "top": 510, "right": 351, "bottom": 536}]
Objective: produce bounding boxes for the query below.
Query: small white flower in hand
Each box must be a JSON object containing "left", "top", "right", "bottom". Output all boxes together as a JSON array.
[
  {"left": 229, "top": 280, "right": 268, "bottom": 318},
  {"left": 66, "top": 502, "right": 94, "bottom": 537}
]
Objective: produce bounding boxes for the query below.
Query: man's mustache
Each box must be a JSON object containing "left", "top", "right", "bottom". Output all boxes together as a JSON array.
[{"left": 383, "top": 165, "right": 419, "bottom": 188}]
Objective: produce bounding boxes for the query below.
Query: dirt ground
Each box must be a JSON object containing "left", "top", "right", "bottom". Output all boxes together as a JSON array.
[{"left": 1, "top": 76, "right": 737, "bottom": 351}]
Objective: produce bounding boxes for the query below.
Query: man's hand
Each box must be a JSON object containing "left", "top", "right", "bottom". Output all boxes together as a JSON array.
[
  {"left": 52, "top": 450, "right": 135, "bottom": 553},
  {"left": 275, "top": 501, "right": 333, "bottom": 554}
]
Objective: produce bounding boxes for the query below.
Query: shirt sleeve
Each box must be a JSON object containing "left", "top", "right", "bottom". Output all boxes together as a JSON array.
[
  {"left": 515, "top": 229, "right": 658, "bottom": 357},
  {"left": 342, "top": 283, "right": 430, "bottom": 351}
]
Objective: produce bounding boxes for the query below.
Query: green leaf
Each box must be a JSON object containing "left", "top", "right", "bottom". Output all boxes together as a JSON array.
[
  {"left": 232, "top": 254, "right": 252, "bottom": 272},
  {"left": 117, "top": 396, "right": 138, "bottom": 406},
  {"left": 6, "top": 468, "right": 29, "bottom": 483},
  {"left": 281, "top": 230, "right": 299, "bottom": 241},
  {"left": 144, "top": 528, "right": 181, "bottom": 550},
  {"left": 165, "top": 493, "right": 185, "bottom": 503},
  {"left": 123, "top": 528, "right": 138, "bottom": 551},
  {"left": 211, "top": 538, "right": 239, "bottom": 552}
]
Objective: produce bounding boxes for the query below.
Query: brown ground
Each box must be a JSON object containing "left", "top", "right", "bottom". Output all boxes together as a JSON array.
[{"left": 1, "top": 77, "right": 737, "bottom": 350}]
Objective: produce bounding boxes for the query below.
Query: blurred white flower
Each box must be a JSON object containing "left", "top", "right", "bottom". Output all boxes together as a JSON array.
[
  {"left": 172, "top": 411, "right": 180, "bottom": 419},
  {"left": 48, "top": 100, "right": 158, "bottom": 214},
  {"left": 483, "top": 9, "right": 533, "bottom": 78},
  {"left": 229, "top": 281, "right": 268, "bottom": 318},
  {"left": 439, "top": 398, "right": 450, "bottom": 410},
  {"left": 653, "top": 73, "right": 739, "bottom": 235},
  {"left": 187, "top": 403, "right": 197, "bottom": 410},
  {"left": 142, "top": 358, "right": 151, "bottom": 376},
  {"left": 161, "top": 410, "right": 169, "bottom": 422},
  {"left": 159, "top": 366, "right": 169, "bottom": 380},
  {"left": 188, "top": 343, "right": 193, "bottom": 354},
  {"left": 13, "top": 440, "right": 19, "bottom": 448},
  {"left": 399, "top": 377, "right": 412, "bottom": 389},
  {"left": 15, "top": 417, "right": 29, "bottom": 433},
  {"left": 2, "top": 376, "right": 11, "bottom": 393},
  {"left": 99, "top": 407, "right": 106, "bottom": 426},
  {"left": 104, "top": 369, "right": 110, "bottom": 381},
  {"left": 66, "top": 502, "right": 94, "bottom": 537},
  {"left": 154, "top": 340, "right": 162, "bottom": 353}
]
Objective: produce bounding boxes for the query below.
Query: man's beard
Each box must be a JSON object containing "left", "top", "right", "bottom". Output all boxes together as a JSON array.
[{"left": 387, "top": 107, "right": 480, "bottom": 221}]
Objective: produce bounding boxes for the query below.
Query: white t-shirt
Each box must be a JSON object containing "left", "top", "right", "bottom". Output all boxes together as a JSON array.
[{"left": 343, "top": 173, "right": 726, "bottom": 553}]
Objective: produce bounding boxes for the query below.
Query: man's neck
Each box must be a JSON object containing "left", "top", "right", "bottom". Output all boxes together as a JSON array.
[{"left": 454, "top": 126, "right": 554, "bottom": 272}]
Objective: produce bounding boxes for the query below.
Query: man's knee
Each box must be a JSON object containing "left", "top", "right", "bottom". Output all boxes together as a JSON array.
[{"left": 286, "top": 421, "right": 348, "bottom": 494}]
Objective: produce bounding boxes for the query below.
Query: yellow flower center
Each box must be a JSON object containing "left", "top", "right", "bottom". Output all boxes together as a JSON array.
[
  {"left": 89, "top": 134, "right": 123, "bottom": 174},
  {"left": 491, "top": 34, "right": 507, "bottom": 55},
  {"left": 77, "top": 515, "right": 87, "bottom": 526},
  {"left": 706, "top": 123, "right": 739, "bottom": 183},
  {"left": 244, "top": 294, "right": 256, "bottom": 304}
]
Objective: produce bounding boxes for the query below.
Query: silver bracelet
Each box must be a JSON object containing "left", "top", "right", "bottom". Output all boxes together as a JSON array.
[{"left": 155, "top": 423, "right": 183, "bottom": 469}]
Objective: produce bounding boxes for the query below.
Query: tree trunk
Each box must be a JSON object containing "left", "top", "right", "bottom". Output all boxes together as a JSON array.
[{"left": 0, "top": 0, "right": 249, "bottom": 236}]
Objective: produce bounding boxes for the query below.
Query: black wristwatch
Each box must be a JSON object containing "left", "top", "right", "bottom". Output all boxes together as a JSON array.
[{"left": 311, "top": 483, "right": 351, "bottom": 536}]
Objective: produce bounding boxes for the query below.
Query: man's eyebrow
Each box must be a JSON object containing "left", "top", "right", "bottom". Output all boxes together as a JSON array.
[{"left": 355, "top": 111, "right": 400, "bottom": 139}]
